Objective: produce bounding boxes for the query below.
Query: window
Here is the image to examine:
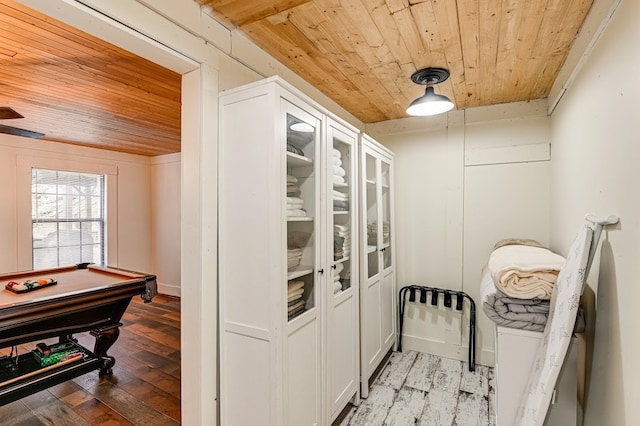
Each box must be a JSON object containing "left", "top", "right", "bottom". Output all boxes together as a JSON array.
[{"left": 32, "top": 168, "right": 106, "bottom": 269}]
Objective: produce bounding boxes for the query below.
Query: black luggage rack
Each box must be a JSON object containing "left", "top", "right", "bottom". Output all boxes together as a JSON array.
[{"left": 397, "top": 285, "right": 476, "bottom": 372}]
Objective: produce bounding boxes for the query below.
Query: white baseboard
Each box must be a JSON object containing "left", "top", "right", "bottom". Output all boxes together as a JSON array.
[
  {"left": 399, "top": 334, "right": 495, "bottom": 367},
  {"left": 157, "top": 282, "right": 181, "bottom": 297}
]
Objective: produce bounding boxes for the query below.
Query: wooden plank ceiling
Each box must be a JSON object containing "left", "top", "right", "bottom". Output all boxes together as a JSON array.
[
  {"left": 198, "top": 0, "right": 594, "bottom": 123},
  {"left": 0, "top": 0, "right": 181, "bottom": 156}
]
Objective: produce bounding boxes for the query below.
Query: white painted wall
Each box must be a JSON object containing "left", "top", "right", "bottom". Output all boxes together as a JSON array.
[
  {"left": 368, "top": 100, "right": 551, "bottom": 366},
  {"left": 549, "top": 0, "right": 639, "bottom": 424},
  {"left": 0, "top": 133, "right": 153, "bottom": 274},
  {"left": 151, "top": 153, "right": 182, "bottom": 296}
]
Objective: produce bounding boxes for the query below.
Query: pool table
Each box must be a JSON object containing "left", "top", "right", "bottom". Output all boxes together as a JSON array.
[{"left": 0, "top": 263, "right": 157, "bottom": 405}]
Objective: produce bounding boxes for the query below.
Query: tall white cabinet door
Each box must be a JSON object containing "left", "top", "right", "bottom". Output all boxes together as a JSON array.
[
  {"left": 379, "top": 158, "right": 395, "bottom": 351},
  {"left": 219, "top": 78, "right": 324, "bottom": 426},
  {"left": 325, "top": 118, "right": 360, "bottom": 422},
  {"left": 359, "top": 134, "right": 395, "bottom": 398},
  {"left": 284, "top": 100, "right": 322, "bottom": 426}
]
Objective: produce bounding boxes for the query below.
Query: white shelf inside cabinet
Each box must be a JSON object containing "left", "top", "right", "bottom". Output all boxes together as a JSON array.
[
  {"left": 333, "top": 256, "right": 350, "bottom": 265},
  {"left": 333, "top": 211, "right": 348, "bottom": 215},
  {"left": 287, "top": 151, "right": 313, "bottom": 167},
  {"left": 288, "top": 266, "right": 314, "bottom": 280},
  {"left": 366, "top": 179, "right": 376, "bottom": 186},
  {"left": 333, "top": 182, "right": 348, "bottom": 189},
  {"left": 367, "top": 245, "right": 377, "bottom": 254},
  {"left": 287, "top": 216, "right": 313, "bottom": 222}
]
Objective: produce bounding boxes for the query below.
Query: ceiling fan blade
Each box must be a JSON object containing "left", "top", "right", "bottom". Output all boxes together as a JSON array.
[
  {"left": 0, "top": 124, "right": 44, "bottom": 139},
  {"left": 0, "top": 107, "right": 24, "bottom": 120}
]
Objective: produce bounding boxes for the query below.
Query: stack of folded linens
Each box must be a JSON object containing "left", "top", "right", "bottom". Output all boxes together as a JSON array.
[
  {"left": 288, "top": 280, "right": 306, "bottom": 320},
  {"left": 481, "top": 238, "right": 584, "bottom": 332},
  {"left": 287, "top": 248, "right": 303, "bottom": 271},
  {"left": 332, "top": 149, "right": 346, "bottom": 185},
  {"left": 287, "top": 175, "right": 306, "bottom": 217},
  {"left": 488, "top": 238, "right": 565, "bottom": 300},
  {"left": 334, "top": 224, "right": 351, "bottom": 261}
]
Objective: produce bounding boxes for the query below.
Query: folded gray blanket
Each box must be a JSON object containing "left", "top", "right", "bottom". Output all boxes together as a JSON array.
[{"left": 481, "top": 267, "right": 585, "bottom": 332}]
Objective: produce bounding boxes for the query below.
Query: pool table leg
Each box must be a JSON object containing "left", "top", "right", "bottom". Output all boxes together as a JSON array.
[{"left": 90, "top": 324, "right": 121, "bottom": 376}]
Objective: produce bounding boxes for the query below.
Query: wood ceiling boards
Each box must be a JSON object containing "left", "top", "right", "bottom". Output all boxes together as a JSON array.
[
  {"left": 0, "top": 0, "right": 181, "bottom": 156},
  {"left": 199, "top": 0, "right": 594, "bottom": 123}
]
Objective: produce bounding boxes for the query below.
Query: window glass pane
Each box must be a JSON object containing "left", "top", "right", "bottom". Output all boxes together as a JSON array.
[
  {"left": 33, "top": 248, "right": 58, "bottom": 270},
  {"left": 59, "top": 246, "right": 81, "bottom": 265},
  {"left": 57, "top": 194, "right": 74, "bottom": 219},
  {"left": 33, "top": 223, "right": 57, "bottom": 248},
  {"left": 81, "top": 221, "right": 101, "bottom": 244},
  {"left": 32, "top": 194, "right": 57, "bottom": 220},
  {"left": 89, "top": 196, "right": 101, "bottom": 219},
  {"left": 58, "top": 222, "right": 80, "bottom": 247},
  {"left": 82, "top": 244, "right": 101, "bottom": 263},
  {"left": 34, "top": 169, "right": 58, "bottom": 194}
]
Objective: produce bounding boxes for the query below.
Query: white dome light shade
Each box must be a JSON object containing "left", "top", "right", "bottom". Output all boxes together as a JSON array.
[
  {"left": 406, "top": 67, "right": 455, "bottom": 117},
  {"left": 406, "top": 86, "right": 454, "bottom": 116}
]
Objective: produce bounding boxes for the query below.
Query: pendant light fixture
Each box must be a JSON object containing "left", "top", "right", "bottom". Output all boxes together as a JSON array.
[{"left": 406, "top": 67, "right": 454, "bottom": 116}]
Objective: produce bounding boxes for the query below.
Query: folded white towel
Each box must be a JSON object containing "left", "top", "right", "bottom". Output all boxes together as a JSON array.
[
  {"left": 333, "top": 157, "right": 342, "bottom": 166},
  {"left": 333, "top": 175, "right": 345, "bottom": 184},
  {"left": 287, "top": 289, "right": 304, "bottom": 301},
  {"left": 287, "top": 209, "right": 307, "bottom": 217},
  {"left": 287, "top": 204, "right": 304, "bottom": 210},
  {"left": 287, "top": 175, "right": 298, "bottom": 184},
  {"left": 288, "top": 280, "right": 304, "bottom": 293},
  {"left": 488, "top": 245, "right": 565, "bottom": 299},
  {"left": 286, "top": 197, "right": 304, "bottom": 205},
  {"left": 333, "top": 190, "right": 348, "bottom": 201},
  {"left": 333, "top": 166, "right": 346, "bottom": 177},
  {"left": 334, "top": 263, "right": 344, "bottom": 275},
  {"left": 333, "top": 281, "right": 342, "bottom": 294},
  {"left": 333, "top": 148, "right": 341, "bottom": 158}
]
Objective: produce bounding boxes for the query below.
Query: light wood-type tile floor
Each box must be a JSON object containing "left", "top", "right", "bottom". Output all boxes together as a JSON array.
[{"left": 339, "top": 351, "right": 495, "bottom": 426}]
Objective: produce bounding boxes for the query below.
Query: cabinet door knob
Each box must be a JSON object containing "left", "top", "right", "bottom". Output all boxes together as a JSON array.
[
  {"left": 331, "top": 264, "right": 337, "bottom": 270},
  {"left": 318, "top": 269, "right": 324, "bottom": 274}
]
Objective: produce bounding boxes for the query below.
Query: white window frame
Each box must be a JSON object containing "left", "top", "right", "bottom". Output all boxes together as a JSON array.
[{"left": 17, "top": 156, "right": 118, "bottom": 271}]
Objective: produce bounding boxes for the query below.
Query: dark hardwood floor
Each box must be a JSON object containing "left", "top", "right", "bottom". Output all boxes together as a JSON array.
[{"left": 0, "top": 294, "right": 181, "bottom": 425}]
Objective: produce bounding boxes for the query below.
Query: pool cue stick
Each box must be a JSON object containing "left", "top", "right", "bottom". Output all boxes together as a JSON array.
[{"left": 0, "top": 353, "right": 83, "bottom": 389}]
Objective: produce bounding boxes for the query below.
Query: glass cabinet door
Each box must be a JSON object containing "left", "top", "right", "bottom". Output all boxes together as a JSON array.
[
  {"left": 381, "top": 159, "right": 392, "bottom": 270},
  {"left": 331, "top": 132, "right": 353, "bottom": 294},
  {"left": 284, "top": 103, "right": 320, "bottom": 322},
  {"left": 365, "top": 152, "right": 379, "bottom": 279}
]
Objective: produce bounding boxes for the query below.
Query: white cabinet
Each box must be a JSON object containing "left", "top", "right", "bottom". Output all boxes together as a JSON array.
[
  {"left": 359, "top": 134, "right": 395, "bottom": 397},
  {"left": 495, "top": 326, "right": 579, "bottom": 426},
  {"left": 219, "top": 77, "right": 359, "bottom": 425}
]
